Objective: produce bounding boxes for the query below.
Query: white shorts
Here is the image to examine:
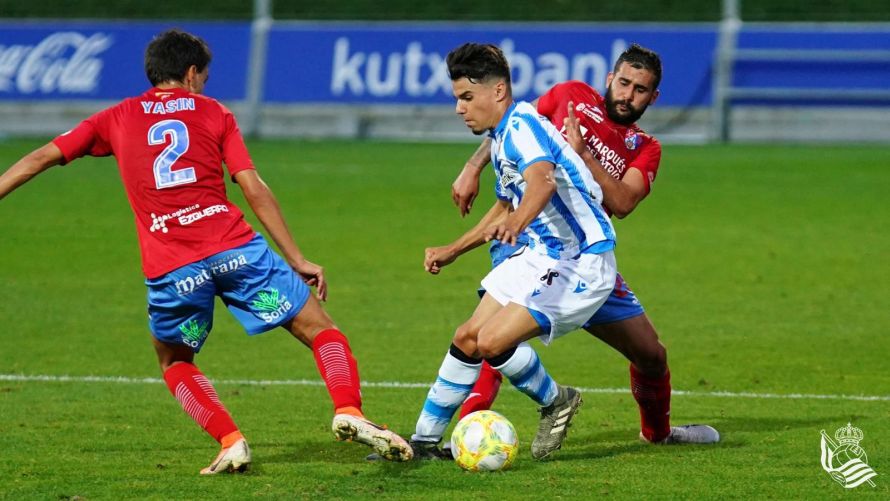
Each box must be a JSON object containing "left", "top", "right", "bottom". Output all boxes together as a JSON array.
[{"left": 480, "top": 247, "right": 617, "bottom": 344}]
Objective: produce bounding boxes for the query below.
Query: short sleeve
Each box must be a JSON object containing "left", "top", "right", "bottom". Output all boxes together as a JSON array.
[
  {"left": 536, "top": 84, "right": 560, "bottom": 118},
  {"left": 536, "top": 81, "right": 591, "bottom": 118},
  {"left": 503, "top": 115, "right": 556, "bottom": 174},
  {"left": 52, "top": 108, "right": 114, "bottom": 164},
  {"left": 629, "top": 137, "right": 662, "bottom": 194}
]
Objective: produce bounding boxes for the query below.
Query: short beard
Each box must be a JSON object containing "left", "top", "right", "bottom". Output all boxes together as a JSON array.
[{"left": 604, "top": 86, "right": 647, "bottom": 125}]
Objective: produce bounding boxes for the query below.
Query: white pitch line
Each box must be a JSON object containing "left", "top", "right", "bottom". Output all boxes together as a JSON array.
[{"left": 1, "top": 374, "right": 888, "bottom": 402}]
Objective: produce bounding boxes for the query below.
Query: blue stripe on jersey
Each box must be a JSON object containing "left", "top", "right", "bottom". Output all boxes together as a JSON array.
[
  {"left": 527, "top": 217, "right": 562, "bottom": 259},
  {"left": 503, "top": 132, "right": 523, "bottom": 171},
  {"left": 516, "top": 112, "right": 550, "bottom": 141},
  {"left": 493, "top": 102, "right": 518, "bottom": 136},
  {"left": 561, "top": 157, "right": 617, "bottom": 243},
  {"left": 515, "top": 112, "right": 556, "bottom": 171},
  {"left": 508, "top": 182, "right": 523, "bottom": 202},
  {"left": 550, "top": 193, "right": 588, "bottom": 250},
  {"left": 493, "top": 169, "right": 509, "bottom": 201},
  {"left": 493, "top": 101, "right": 616, "bottom": 259},
  {"left": 582, "top": 239, "right": 616, "bottom": 254},
  {"left": 589, "top": 205, "right": 617, "bottom": 246},
  {"left": 517, "top": 156, "right": 554, "bottom": 174}
]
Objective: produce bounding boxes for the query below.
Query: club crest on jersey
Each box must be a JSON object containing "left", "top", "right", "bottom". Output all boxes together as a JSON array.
[
  {"left": 499, "top": 169, "right": 520, "bottom": 190},
  {"left": 624, "top": 130, "right": 641, "bottom": 151}
]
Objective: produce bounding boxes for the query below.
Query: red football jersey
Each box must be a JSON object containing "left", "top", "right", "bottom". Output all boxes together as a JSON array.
[
  {"left": 536, "top": 81, "right": 662, "bottom": 200},
  {"left": 53, "top": 87, "right": 256, "bottom": 278}
]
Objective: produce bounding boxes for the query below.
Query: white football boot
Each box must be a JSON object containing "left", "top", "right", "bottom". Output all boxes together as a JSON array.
[
  {"left": 332, "top": 414, "right": 414, "bottom": 461},
  {"left": 200, "top": 438, "right": 252, "bottom": 475},
  {"left": 641, "top": 424, "right": 721, "bottom": 444}
]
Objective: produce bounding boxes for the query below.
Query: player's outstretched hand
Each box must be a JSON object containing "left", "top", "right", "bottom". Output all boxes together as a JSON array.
[
  {"left": 452, "top": 163, "right": 482, "bottom": 217},
  {"left": 424, "top": 245, "right": 457, "bottom": 275},
  {"left": 564, "top": 101, "right": 586, "bottom": 155},
  {"left": 293, "top": 259, "right": 327, "bottom": 301}
]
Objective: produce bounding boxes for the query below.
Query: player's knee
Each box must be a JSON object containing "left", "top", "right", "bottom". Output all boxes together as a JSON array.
[
  {"left": 152, "top": 338, "right": 194, "bottom": 372},
  {"left": 452, "top": 322, "right": 479, "bottom": 357},
  {"left": 474, "top": 330, "right": 506, "bottom": 360}
]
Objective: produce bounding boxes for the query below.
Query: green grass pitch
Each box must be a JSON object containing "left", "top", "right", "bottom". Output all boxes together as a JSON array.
[{"left": 1, "top": 139, "right": 888, "bottom": 499}]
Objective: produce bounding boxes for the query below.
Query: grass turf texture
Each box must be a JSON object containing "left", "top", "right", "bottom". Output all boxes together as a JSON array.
[{"left": 1, "top": 139, "right": 888, "bottom": 499}]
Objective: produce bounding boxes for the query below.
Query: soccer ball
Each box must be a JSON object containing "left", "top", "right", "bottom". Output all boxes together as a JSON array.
[{"left": 450, "top": 410, "right": 518, "bottom": 472}]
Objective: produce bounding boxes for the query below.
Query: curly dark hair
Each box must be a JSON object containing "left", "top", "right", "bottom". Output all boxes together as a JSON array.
[{"left": 144, "top": 29, "right": 212, "bottom": 86}]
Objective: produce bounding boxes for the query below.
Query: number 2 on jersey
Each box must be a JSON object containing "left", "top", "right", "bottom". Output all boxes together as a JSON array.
[{"left": 148, "top": 119, "right": 196, "bottom": 189}]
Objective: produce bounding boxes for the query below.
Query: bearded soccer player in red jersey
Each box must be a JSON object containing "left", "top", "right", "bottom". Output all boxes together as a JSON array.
[
  {"left": 0, "top": 29, "right": 412, "bottom": 473},
  {"left": 442, "top": 44, "right": 719, "bottom": 446}
]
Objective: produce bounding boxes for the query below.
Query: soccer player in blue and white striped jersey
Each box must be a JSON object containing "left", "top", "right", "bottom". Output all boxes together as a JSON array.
[{"left": 409, "top": 43, "right": 618, "bottom": 460}]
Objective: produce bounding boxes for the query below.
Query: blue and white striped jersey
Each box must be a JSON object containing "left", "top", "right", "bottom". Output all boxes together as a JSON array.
[{"left": 490, "top": 101, "right": 616, "bottom": 259}]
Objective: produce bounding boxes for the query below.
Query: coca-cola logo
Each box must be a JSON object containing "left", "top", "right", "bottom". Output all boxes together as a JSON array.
[{"left": 0, "top": 31, "right": 112, "bottom": 94}]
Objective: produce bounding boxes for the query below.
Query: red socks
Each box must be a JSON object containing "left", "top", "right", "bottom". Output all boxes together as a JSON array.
[
  {"left": 458, "top": 361, "right": 503, "bottom": 419},
  {"left": 630, "top": 364, "right": 672, "bottom": 443},
  {"left": 163, "top": 362, "right": 239, "bottom": 444},
  {"left": 312, "top": 328, "right": 363, "bottom": 415},
  {"left": 162, "top": 330, "right": 363, "bottom": 443}
]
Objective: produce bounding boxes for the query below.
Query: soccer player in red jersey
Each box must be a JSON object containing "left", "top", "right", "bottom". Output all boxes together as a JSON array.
[
  {"left": 444, "top": 44, "right": 719, "bottom": 445},
  {"left": 0, "top": 29, "right": 412, "bottom": 473}
]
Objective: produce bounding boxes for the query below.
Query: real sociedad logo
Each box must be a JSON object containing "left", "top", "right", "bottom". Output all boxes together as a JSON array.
[{"left": 820, "top": 423, "right": 877, "bottom": 489}]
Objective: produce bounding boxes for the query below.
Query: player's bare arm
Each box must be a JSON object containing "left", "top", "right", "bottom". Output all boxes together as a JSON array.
[
  {"left": 451, "top": 137, "right": 491, "bottom": 217},
  {"left": 564, "top": 101, "right": 648, "bottom": 219},
  {"left": 234, "top": 169, "right": 327, "bottom": 301},
  {"left": 484, "top": 161, "right": 556, "bottom": 246},
  {"left": 0, "top": 142, "right": 65, "bottom": 200},
  {"left": 425, "top": 199, "right": 511, "bottom": 275},
  {"left": 452, "top": 98, "right": 542, "bottom": 217}
]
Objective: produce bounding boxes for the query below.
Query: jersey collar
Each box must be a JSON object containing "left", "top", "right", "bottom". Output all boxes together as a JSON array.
[
  {"left": 148, "top": 86, "right": 192, "bottom": 99},
  {"left": 490, "top": 102, "right": 518, "bottom": 138}
]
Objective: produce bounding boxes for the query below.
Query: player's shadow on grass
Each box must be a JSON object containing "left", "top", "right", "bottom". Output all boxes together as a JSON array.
[
  {"left": 256, "top": 439, "right": 427, "bottom": 474},
  {"left": 554, "top": 434, "right": 741, "bottom": 463},
  {"left": 706, "top": 414, "right": 852, "bottom": 434},
  {"left": 550, "top": 413, "right": 850, "bottom": 462}
]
